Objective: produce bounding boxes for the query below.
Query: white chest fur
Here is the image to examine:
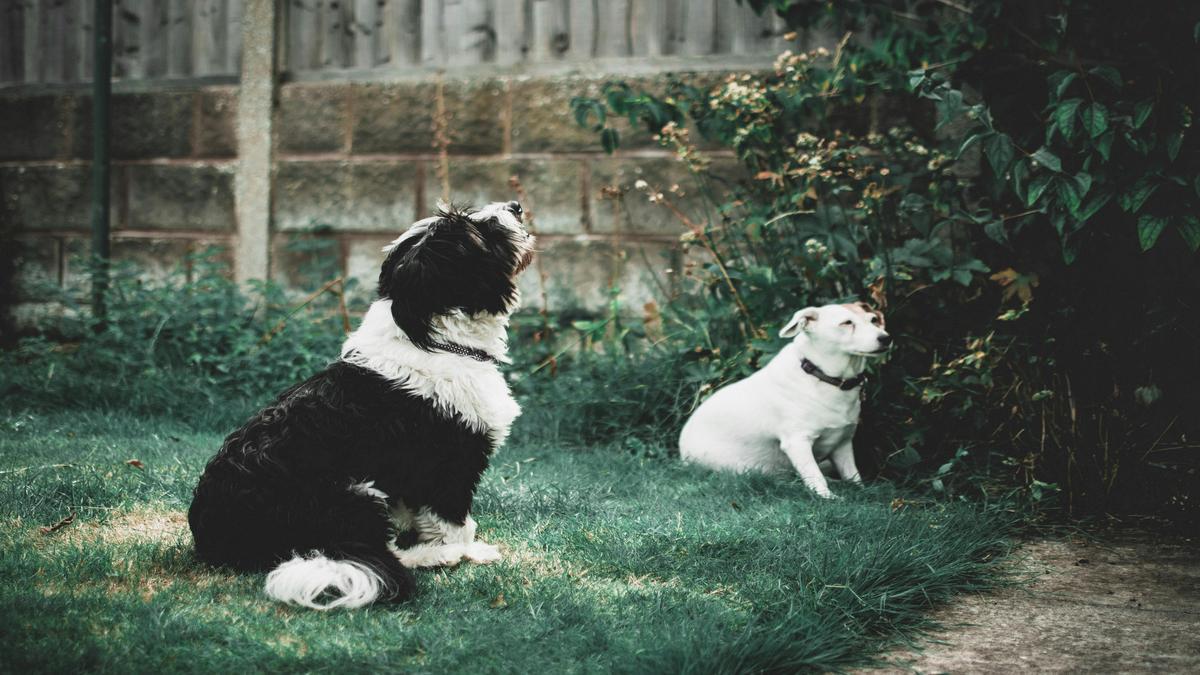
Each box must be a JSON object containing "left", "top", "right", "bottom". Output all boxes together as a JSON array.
[{"left": 340, "top": 301, "right": 522, "bottom": 446}]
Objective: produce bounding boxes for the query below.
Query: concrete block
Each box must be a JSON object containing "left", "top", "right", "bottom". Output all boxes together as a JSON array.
[
  {"left": 269, "top": 231, "right": 344, "bottom": 293},
  {"left": 589, "top": 157, "right": 710, "bottom": 235},
  {"left": 517, "top": 237, "right": 676, "bottom": 312},
  {"left": 126, "top": 164, "right": 236, "bottom": 231},
  {"left": 344, "top": 235, "right": 394, "bottom": 303},
  {"left": 0, "top": 95, "right": 73, "bottom": 160},
  {"left": 277, "top": 84, "right": 349, "bottom": 154},
  {"left": 10, "top": 237, "right": 60, "bottom": 301},
  {"left": 111, "top": 238, "right": 193, "bottom": 281},
  {"left": 510, "top": 76, "right": 604, "bottom": 153},
  {"left": 74, "top": 92, "right": 194, "bottom": 159},
  {"left": 446, "top": 158, "right": 585, "bottom": 234},
  {"left": 273, "top": 161, "right": 420, "bottom": 232},
  {"left": 0, "top": 165, "right": 98, "bottom": 231},
  {"left": 351, "top": 78, "right": 505, "bottom": 155},
  {"left": 196, "top": 88, "right": 238, "bottom": 158}
]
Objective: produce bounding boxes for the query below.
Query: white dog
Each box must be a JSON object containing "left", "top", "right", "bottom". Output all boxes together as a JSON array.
[{"left": 679, "top": 303, "right": 891, "bottom": 498}]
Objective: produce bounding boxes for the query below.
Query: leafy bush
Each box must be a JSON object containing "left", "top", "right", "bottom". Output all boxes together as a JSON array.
[
  {"left": 556, "top": 0, "right": 1199, "bottom": 522},
  {"left": 0, "top": 247, "right": 355, "bottom": 430}
]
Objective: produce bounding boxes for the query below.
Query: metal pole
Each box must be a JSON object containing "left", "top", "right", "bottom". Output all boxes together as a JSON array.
[{"left": 91, "top": 0, "right": 112, "bottom": 324}]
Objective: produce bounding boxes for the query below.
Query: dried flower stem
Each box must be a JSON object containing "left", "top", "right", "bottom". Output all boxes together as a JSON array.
[{"left": 433, "top": 75, "right": 451, "bottom": 202}]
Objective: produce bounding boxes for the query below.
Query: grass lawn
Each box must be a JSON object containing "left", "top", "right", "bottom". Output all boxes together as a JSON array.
[{"left": 0, "top": 408, "right": 1014, "bottom": 673}]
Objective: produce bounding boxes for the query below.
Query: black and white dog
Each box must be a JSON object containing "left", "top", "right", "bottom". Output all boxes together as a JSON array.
[{"left": 188, "top": 201, "right": 534, "bottom": 610}]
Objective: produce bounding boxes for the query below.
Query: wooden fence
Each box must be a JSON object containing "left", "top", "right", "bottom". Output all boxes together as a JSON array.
[{"left": 2, "top": 0, "right": 792, "bottom": 85}]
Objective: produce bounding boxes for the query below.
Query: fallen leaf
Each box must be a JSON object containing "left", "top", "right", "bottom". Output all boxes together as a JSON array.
[
  {"left": 40, "top": 511, "right": 76, "bottom": 535},
  {"left": 126, "top": 459, "right": 145, "bottom": 469},
  {"left": 489, "top": 593, "right": 507, "bottom": 609}
]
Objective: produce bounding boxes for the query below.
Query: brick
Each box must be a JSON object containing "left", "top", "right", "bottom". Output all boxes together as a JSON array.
[
  {"left": 588, "top": 157, "right": 705, "bottom": 235},
  {"left": 273, "top": 161, "right": 419, "bottom": 232},
  {"left": 446, "top": 158, "right": 585, "bottom": 234},
  {"left": 517, "top": 238, "right": 676, "bottom": 312},
  {"left": 0, "top": 165, "right": 100, "bottom": 231},
  {"left": 0, "top": 95, "right": 73, "bottom": 160},
  {"left": 277, "top": 84, "right": 349, "bottom": 154},
  {"left": 75, "top": 92, "right": 194, "bottom": 159},
  {"left": 10, "top": 237, "right": 60, "bottom": 301},
  {"left": 510, "top": 76, "right": 604, "bottom": 153},
  {"left": 126, "top": 164, "right": 235, "bottom": 231},
  {"left": 352, "top": 78, "right": 505, "bottom": 155},
  {"left": 196, "top": 88, "right": 238, "bottom": 158}
]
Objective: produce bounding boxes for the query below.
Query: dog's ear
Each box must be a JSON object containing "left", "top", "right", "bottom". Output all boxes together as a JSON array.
[
  {"left": 382, "top": 239, "right": 448, "bottom": 351},
  {"left": 780, "top": 307, "right": 819, "bottom": 338}
]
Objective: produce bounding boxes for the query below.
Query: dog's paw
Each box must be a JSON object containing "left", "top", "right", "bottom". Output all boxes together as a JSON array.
[
  {"left": 396, "top": 543, "right": 468, "bottom": 568},
  {"left": 464, "top": 541, "right": 502, "bottom": 564}
]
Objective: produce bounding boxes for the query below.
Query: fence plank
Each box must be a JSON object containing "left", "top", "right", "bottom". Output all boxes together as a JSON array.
[
  {"left": 195, "top": 0, "right": 229, "bottom": 75},
  {"left": 78, "top": 0, "right": 93, "bottom": 81},
  {"left": 679, "top": 0, "right": 714, "bottom": 56},
  {"left": 227, "top": 0, "right": 243, "bottom": 72},
  {"left": 353, "top": 0, "right": 378, "bottom": 68},
  {"left": 493, "top": 0, "right": 524, "bottom": 65},
  {"left": 530, "top": 0, "right": 567, "bottom": 61},
  {"left": 629, "top": 0, "right": 668, "bottom": 57},
  {"left": 594, "top": 0, "right": 628, "bottom": 58},
  {"left": 0, "top": 3, "right": 23, "bottom": 83},
  {"left": 319, "top": 0, "right": 350, "bottom": 69},
  {"left": 140, "top": 0, "right": 168, "bottom": 77},
  {"left": 286, "top": 0, "right": 316, "bottom": 71},
  {"left": 113, "top": 0, "right": 144, "bottom": 79},
  {"left": 566, "top": 0, "right": 594, "bottom": 60},
  {"left": 726, "top": 1, "right": 770, "bottom": 55},
  {"left": 383, "top": 0, "right": 421, "bottom": 66},
  {"left": 167, "top": 0, "right": 193, "bottom": 76},
  {"left": 419, "top": 0, "right": 442, "bottom": 66},
  {"left": 23, "top": 0, "right": 40, "bottom": 82},
  {"left": 41, "top": 0, "right": 66, "bottom": 83}
]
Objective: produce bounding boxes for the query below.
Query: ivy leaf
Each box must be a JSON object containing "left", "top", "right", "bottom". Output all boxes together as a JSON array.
[
  {"left": 984, "top": 133, "right": 1015, "bottom": 176},
  {"left": 570, "top": 97, "right": 606, "bottom": 131},
  {"left": 1083, "top": 103, "right": 1109, "bottom": 138},
  {"left": 1178, "top": 216, "right": 1200, "bottom": 252},
  {"left": 1055, "top": 99, "right": 1083, "bottom": 140},
  {"left": 1088, "top": 65, "right": 1122, "bottom": 89},
  {"left": 958, "top": 132, "right": 985, "bottom": 158},
  {"left": 1051, "top": 71, "right": 1077, "bottom": 100},
  {"left": 1027, "top": 174, "right": 1054, "bottom": 206},
  {"left": 1132, "top": 100, "right": 1154, "bottom": 129},
  {"left": 1011, "top": 159, "right": 1030, "bottom": 202},
  {"left": 1095, "top": 131, "right": 1115, "bottom": 161},
  {"left": 983, "top": 220, "right": 1008, "bottom": 243},
  {"left": 1138, "top": 214, "right": 1168, "bottom": 251},
  {"left": 600, "top": 128, "right": 620, "bottom": 154},
  {"left": 1166, "top": 131, "right": 1184, "bottom": 161},
  {"left": 1073, "top": 172, "right": 1093, "bottom": 200},
  {"left": 1118, "top": 179, "right": 1158, "bottom": 213},
  {"left": 1056, "top": 179, "right": 1081, "bottom": 215},
  {"left": 1075, "top": 192, "right": 1112, "bottom": 226},
  {"left": 1031, "top": 147, "right": 1063, "bottom": 173}
]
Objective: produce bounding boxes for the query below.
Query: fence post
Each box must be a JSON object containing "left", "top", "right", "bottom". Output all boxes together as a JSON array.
[{"left": 234, "top": 0, "right": 277, "bottom": 285}]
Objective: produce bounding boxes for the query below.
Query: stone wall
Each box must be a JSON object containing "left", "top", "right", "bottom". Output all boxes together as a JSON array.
[{"left": 1, "top": 71, "right": 737, "bottom": 325}]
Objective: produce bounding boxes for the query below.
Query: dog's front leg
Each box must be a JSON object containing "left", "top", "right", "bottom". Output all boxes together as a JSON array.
[
  {"left": 830, "top": 440, "right": 863, "bottom": 484},
  {"left": 396, "top": 507, "right": 501, "bottom": 568},
  {"left": 780, "top": 434, "right": 835, "bottom": 498}
]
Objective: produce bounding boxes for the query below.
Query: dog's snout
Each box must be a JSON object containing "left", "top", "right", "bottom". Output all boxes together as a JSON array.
[
  {"left": 877, "top": 333, "right": 893, "bottom": 347},
  {"left": 505, "top": 201, "right": 523, "bottom": 217}
]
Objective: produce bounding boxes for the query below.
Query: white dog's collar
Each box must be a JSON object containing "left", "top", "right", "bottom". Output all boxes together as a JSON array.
[{"left": 800, "top": 357, "right": 867, "bottom": 391}]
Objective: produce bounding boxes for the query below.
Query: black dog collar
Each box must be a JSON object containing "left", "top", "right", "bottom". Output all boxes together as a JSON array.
[
  {"left": 429, "top": 340, "right": 501, "bottom": 365},
  {"left": 800, "top": 357, "right": 867, "bottom": 391}
]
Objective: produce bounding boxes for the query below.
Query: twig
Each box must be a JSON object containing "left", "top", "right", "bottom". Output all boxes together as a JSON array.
[
  {"left": 433, "top": 74, "right": 452, "bottom": 202},
  {"left": 258, "top": 277, "right": 346, "bottom": 345},
  {"left": 40, "top": 511, "right": 76, "bottom": 535}
]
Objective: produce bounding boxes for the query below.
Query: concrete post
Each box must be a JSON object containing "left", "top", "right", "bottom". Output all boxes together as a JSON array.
[{"left": 234, "top": 0, "right": 277, "bottom": 284}]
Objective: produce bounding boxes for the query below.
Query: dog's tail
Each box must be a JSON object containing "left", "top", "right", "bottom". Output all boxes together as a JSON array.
[{"left": 264, "top": 543, "right": 415, "bottom": 611}]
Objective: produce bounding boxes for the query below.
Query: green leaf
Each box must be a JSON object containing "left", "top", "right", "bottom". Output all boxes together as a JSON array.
[
  {"left": 957, "top": 132, "right": 985, "bottom": 158},
  {"left": 1062, "top": 235, "right": 1079, "bottom": 264},
  {"left": 1083, "top": 103, "right": 1109, "bottom": 138},
  {"left": 1178, "top": 216, "right": 1200, "bottom": 252},
  {"left": 570, "top": 97, "right": 606, "bottom": 131},
  {"left": 1056, "top": 180, "right": 1081, "bottom": 214},
  {"left": 1050, "top": 71, "right": 1077, "bottom": 100},
  {"left": 600, "top": 127, "right": 620, "bottom": 154},
  {"left": 1027, "top": 174, "right": 1054, "bottom": 206},
  {"left": 1011, "top": 159, "right": 1030, "bottom": 202},
  {"left": 1088, "top": 65, "right": 1122, "bottom": 89},
  {"left": 1119, "top": 179, "right": 1158, "bottom": 213},
  {"left": 1133, "top": 100, "right": 1154, "bottom": 129},
  {"left": 1166, "top": 131, "right": 1184, "bottom": 161},
  {"left": 1095, "top": 131, "right": 1115, "bottom": 161},
  {"left": 984, "top": 133, "right": 1015, "bottom": 176},
  {"left": 1075, "top": 192, "right": 1112, "bottom": 225},
  {"left": 1073, "top": 172, "right": 1093, "bottom": 200},
  {"left": 1138, "top": 214, "right": 1168, "bottom": 251},
  {"left": 1055, "top": 99, "right": 1083, "bottom": 140},
  {"left": 1031, "top": 147, "right": 1062, "bottom": 173}
]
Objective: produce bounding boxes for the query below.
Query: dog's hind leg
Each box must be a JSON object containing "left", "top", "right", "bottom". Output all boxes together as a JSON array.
[
  {"left": 780, "top": 434, "right": 835, "bottom": 498},
  {"left": 396, "top": 508, "right": 501, "bottom": 568}
]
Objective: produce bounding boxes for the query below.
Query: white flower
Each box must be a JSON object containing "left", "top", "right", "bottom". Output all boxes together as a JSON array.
[{"left": 634, "top": 179, "right": 649, "bottom": 190}]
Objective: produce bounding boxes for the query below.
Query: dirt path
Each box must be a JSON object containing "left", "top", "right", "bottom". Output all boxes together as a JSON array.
[{"left": 870, "top": 530, "right": 1200, "bottom": 673}]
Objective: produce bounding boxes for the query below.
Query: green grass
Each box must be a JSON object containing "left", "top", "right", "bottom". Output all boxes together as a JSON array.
[{"left": 0, "top": 409, "right": 1015, "bottom": 674}]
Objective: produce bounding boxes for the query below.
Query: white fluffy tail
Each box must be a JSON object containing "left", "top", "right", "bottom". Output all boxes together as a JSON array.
[{"left": 264, "top": 553, "right": 383, "bottom": 610}]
